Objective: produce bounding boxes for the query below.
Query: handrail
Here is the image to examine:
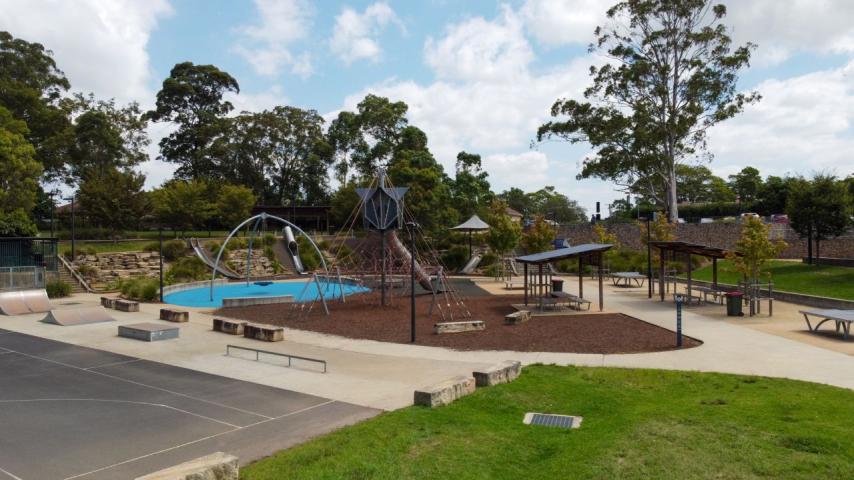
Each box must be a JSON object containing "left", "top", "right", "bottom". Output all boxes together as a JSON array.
[
  {"left": 225, "top": 344, "right": 327, "bottom": 373},
  {"left": 58, "top": 255, "right": 94, "bottom": 293}
]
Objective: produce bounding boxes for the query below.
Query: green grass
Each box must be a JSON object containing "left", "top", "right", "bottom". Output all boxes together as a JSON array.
[
  {"left": 59, "top": 240, "right": 154, "bottom": 255},
  {"left": 689, "top": 259, "right": 854, "bottom": 300},
  {"left": 241, "top": 366, "right": 854, "bottom": 480}
]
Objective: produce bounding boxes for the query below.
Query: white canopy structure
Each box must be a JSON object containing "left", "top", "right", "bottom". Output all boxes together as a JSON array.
[{"left": 450, "top": 214, "right": 490, "bottom": 257}]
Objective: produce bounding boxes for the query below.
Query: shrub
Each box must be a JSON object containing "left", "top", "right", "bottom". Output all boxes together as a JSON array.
[
  {"left": 165, "top": 256, "right": 209, "bottom": 284},
  {"left": 161, "top": 239, "right": 187, "bottom": 261},
  {"left": 440, "top": 245, "right": 469, "bottom": 271},
  {"left": 226, "top": 237, "right": 248, "bottom": 250},
  {"left": 142, "top": 241, "right": 159, "bottom": 252},
  {"left": 262, "top": 233, "right": 276, "bottom": 246},
  {"left": 205, "top": 240, "right": 221, "bottom": 253},
  {"left": 119, "top": 277, "right": 159, "bottom": 302},
  {"left": 482, "top": 263, "right": 501, "bottom": 277},
  {"left": 296, "top": 236, "right": 321, "bottom": 271},
  {"left": 76, "top": 264, "right": 98, "bottom": 278},
  {"left": 46, "top": 279, "right": 72, "bottom": 298},
  {"left": 480, "top": 251, "right": 499, "bottom": 267}
]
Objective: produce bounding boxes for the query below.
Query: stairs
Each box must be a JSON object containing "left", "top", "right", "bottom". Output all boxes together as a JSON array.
[{"left": 57, "top": 259, "right": 90, "bottom": 293}]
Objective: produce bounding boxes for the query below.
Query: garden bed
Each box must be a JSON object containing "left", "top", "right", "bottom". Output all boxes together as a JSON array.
[{"left": 216, "top": 293, "right": 700, "bottom": 354}]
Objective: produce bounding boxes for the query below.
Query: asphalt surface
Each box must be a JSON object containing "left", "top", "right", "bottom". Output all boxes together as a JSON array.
[{"left": 0, "top": 328, "right": 378, "bottom": 480}]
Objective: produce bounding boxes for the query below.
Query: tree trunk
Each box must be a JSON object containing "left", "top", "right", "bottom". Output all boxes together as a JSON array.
[{"left": 667, "top": 166, "right": 679, "bottom": 222}]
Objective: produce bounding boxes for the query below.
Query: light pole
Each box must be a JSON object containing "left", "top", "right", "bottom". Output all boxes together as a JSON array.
[
  {"left": 63, "top": 195, "right": 76, "bottom": 260},
  {"left": 646, "top": 214, "right": 653, "bottom": 299},
  {"left": 159, "top": 226, "right": 164, "bottom": 303},
  {"left": 407, "top": 221, "right": 417, "bottom": 343}
]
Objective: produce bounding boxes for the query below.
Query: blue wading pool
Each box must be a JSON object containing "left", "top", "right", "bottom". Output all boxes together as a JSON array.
[{"left": 163, "top": 280, "right": 368, "bottom": 308}]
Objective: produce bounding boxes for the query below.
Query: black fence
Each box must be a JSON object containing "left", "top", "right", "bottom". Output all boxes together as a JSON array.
[{"left": 0, "top": 237, "right": 58, "bottom": 271}]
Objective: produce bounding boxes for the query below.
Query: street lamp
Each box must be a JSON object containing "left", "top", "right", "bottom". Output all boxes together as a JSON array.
[
  {"left": 63, "top": 195, "right": 76, "bottom": 261},
  {"left": 646, "top": 214, "right": 653, "bottom": 299}
]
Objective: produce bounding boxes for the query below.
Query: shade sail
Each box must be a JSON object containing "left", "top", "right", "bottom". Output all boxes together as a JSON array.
[
  {"left": 516, "top": 243, "right": 613, "bottom": 264},
  {"left": 451, "top": 214, "right": 490, "bottom": 231}
]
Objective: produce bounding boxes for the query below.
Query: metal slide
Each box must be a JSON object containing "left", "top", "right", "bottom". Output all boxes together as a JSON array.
[
  {"left": 388, "top": 231, "right": 435, "bottom": 292},
  {"left": 283, "top": 226, "right": 305, "bottom": 274},
  {"left": 0, "top": 289, "right": 52, "bottom": 315},
  {"left": 459, "top": 255, "right": 482, "bottom": 274},
  {"left": 188, "top": 238, "right": 242, "bottom": 279}
]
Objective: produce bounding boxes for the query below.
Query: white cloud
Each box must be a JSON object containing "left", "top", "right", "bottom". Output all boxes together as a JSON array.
[
  {"left": 520, "top": 0, "right": 609, "bottom": 47},
  {"left": 0, "top": 0, "right": 172, "bottom": 104},
  {"left": 226, "top": 85, "right": 289, "bottom": 114},
  {"left": 708, "top": 59, "right": 854, "bottom": 179},
  {"left": 234, "top": 0, "right": 314, "bottom": 78},
  {"left": 330, "top": 2, "right": 403, "bottom": 64},
  {"left": 424, "top": 5, "right": 533, "bottom": 82}
]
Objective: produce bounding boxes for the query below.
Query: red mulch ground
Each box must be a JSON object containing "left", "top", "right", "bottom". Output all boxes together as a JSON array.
[{"left": 215, "top": 293, "right": 701, "bottom": 354}]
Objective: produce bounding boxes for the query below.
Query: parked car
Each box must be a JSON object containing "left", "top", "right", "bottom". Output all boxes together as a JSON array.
[
  {"left": 770, "top": 214, "right": 790, "bottom": 224},
  {"left": 699, "top": 218, "right": 714, "bottom": 224},
  {"left": 739, "top": 213, "right": 761, "bottom": 222}
]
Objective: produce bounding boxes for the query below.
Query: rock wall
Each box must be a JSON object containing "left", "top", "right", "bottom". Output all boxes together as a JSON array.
[
  {"left": 557, "top": 223, "right": 854, "bottom": 259},
  {"left": 72, "top": 252, "right": 161, "bottom": 289},
  {"left": 226, "top": 249, "right": 277, "bottom": 277}
]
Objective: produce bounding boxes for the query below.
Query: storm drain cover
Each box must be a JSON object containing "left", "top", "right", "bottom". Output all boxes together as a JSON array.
[{"left": 523, "top": 413, "right": 582, "bottom": 429}]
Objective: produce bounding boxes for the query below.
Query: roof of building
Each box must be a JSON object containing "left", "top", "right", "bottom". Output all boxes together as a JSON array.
[
  {"left": 515, "top": 243, "right": 613, "bottom": 264},
  {"left": 505, "top": 207, "right": 523, "bottom": 217}
]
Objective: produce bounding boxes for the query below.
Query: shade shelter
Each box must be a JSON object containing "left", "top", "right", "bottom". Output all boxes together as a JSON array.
[
  {"left": 450, "top": 214, "right": 490, "bottom": 258},
  {"left": 516, "top": 243, "right": 613, "bottom": 311},
  {"left": 648, "top": 241, "right": 737, "bottom": 303}
]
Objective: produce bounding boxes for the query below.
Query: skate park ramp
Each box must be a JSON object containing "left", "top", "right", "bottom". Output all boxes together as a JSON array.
[
  {"left": 43, "top": 306, "right": 115, "bottom": 326},
  {"left": 189, "top": 238, "right": 242, "bottom": 279},
  {"left": 0, "top": 289, "right": 52, "bottom": 315}
]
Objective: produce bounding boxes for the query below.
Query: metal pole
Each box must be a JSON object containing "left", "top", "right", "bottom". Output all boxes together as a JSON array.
[
  {"left": 647, "top": 216, "right": 652, "bottom": 298},
  {"left": 675, "top": 294, "right": 683, "bottom": 347},
  {"left": 70, "top": 195, "right": 76, "bottom": 261},
  {"left": 409, "top": 222, "right": 416, "bottom": 343},
  {"left": 159, "top": 227, "right": 164, "bottom": 303},
  {"left": 381, "top": 230, "right": 387, "bottom": 306}
]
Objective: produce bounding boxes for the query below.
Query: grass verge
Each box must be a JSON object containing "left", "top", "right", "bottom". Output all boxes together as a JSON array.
[{"left": 242, "top": 365, "right": 853, "bottom": 480}]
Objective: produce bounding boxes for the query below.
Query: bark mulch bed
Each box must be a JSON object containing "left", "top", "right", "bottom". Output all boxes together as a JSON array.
[{"left": 215, "top": 293, "right": 701, "bottom": 354}]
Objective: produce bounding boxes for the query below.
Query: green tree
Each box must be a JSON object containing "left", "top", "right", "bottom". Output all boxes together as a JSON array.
[
  {"left": 728, "top": 166, "right": 763, "bottom": 203},
  {"left": 755, "top": 175, "right": 794, "bottom": 214},
  {"left": 727, "top": 216, "right": 785, "bottom": 285},
  {"left": 527, "top": 186, "right": 586, "bottom": 224},
  {"left": 451, "top": 151, "right": 493, "bottom": 218},
  {"left": 787, "top": 175, "right": 851, "bottom": 261},
  {"left": 537, "top": 1, "right": 759, "bottom": 221},
  {"left": 77, "top": 168, "right": 147, "bottom": 236},
  {"left": 498, "top": 187, "right": 532, "bottom": 218},
  {"left": 676, "top": 164, "right": 735, "bottom": 203},
  {"left": 0, "top": 106, "right": 41, "bottom": 236},
  {"left": 216, "top": 184, "right": 256, "bottom": 228},
  {"left": 485, "top": 199, "right": 521, "bottom": 255},
  {"left": 328, "top": 182, "right": 360, "bottom": 231},
  {"left": 521, "top": 216, "right": 556, "bottom": 254},
  {"left": 0, "top": 31, "right": 73, "bottom": 179},
  {"left": 150, "top": 179, "right": 215, "bottom": 233},
  {"left": 146, "top": 62, "right": 239, "bottom": 179}
]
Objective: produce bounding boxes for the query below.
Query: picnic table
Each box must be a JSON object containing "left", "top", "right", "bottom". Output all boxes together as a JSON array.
[
  {"left": 799, "top": 309, "right": 854, "bottom": 340},
  {"left": 694, "top": 286, "right": 727, "bottom": 304},
  {"left": 611, "top": 271, "right": 646, "bottom": 287},
  {"left": 551, "top": 291, "right": 592, "bottom": 311}
]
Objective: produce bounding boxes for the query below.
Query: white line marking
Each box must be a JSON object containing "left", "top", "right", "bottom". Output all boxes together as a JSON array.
[
  {"left": 0, "top": 465, "right": 23, "bottom": 480},
  {"left": 63, "top": 400, "right": 336, "bottom": 480},
  {"left": 4, "top": 349, "right": 273, "bottom": 420},
  {"left": 0, "top": 398, "right": 241, "bottom": 429},
  {"left": 84, "top": 358, "right": 141, "bottom": 370}
]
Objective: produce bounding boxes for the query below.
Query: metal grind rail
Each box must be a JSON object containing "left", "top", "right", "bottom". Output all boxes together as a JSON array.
[{"left": 226, "top": 344, "right": 327, "bottom": 373}]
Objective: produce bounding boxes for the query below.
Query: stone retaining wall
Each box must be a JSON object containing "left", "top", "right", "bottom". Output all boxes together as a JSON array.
[
  {"left": 71, "top": 252, "right": 161, "bottom": 289},
  {"left": 557, "top": 223, "right": 854, "bottom": 259}
]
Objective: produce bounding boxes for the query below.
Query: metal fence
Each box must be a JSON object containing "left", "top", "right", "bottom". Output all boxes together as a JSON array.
[
  {"left": 0, "top": 237, "right": 58, "bottom": 272},
  {"left": 0, "top": 266, "right": 46, "bottom": 291}
]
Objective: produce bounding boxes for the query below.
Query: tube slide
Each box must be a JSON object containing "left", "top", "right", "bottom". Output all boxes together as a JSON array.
[
  {"left": 283, "top": 226, "right": 305, "bottom": 274},
  {"left": 388, "top": 230, "right": 434, "bottom": 292},
  {"left": 189, "top": 238, "right": 242, "bottom": 279},
  {"left": 459, "top": 255, "right": 482, "bottom": 274}
]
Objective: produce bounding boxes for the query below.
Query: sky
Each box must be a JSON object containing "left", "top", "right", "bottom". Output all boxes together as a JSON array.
[{"left": 1, "top": 0, "right": 853, "bottom": 216}]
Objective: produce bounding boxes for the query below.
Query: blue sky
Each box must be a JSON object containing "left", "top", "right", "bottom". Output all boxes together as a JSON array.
[{"left": 1, "top": 0, "right": 853, "bottom": 216}]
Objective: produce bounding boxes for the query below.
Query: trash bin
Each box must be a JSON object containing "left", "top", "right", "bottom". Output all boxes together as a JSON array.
[
  {"left": 726, "top": 291, "right": 744, "bottom": 316},
  {"left": 552, "top": 279, "right": 564, "bottom": 292}
]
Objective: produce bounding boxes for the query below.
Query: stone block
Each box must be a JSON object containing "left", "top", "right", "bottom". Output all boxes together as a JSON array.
[
  {"left": 100, "top": 297, "right": 115, "bottom": 309},
  {"left": 504, "top": 310, "right": 530, "bottom": 325},
  {"left": 213, "top": 318, "right": 247, "bottom": 335},
  {"left": 473, "top": 360, "right": 522, "bottom": 387},
  {"left": 433, "top": 320, "right": 485, "bottom": 334},
  {"left": 414, "top": 375, "right": 476, "bottom": 407},
  {"left": 244, "top": 323, "right": 284, "bottom": 342},
  {"left": 114, "top": 299, "right": 140, "bottom": 312},
  {"left": 135, "top": 452, "right": 238, "bottom": 480},
  {"left": 160, "top": 308, "right": 189, "bottom": 323}
]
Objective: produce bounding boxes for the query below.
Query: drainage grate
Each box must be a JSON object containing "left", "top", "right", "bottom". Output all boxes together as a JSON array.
[{"left": 523, "top": 413, "right": 582, "bottom": 429}]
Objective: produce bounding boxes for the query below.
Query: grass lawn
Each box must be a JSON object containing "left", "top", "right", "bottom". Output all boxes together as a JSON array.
[
  {"left": 689, "top": 259, "right": 854, "bottom": 301},
  {"left": 242, "top": 366, "right": 853, "bottom": 480}
]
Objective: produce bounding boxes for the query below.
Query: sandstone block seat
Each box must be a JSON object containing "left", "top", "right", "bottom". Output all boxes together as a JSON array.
[
  {"left": 414, "top": 375, "right": 476, "bottom": 408},
  {"left": 243, "top": 323, "right": 284, "bottom": 342},
  {"left": 160, "top": 308, "right": 189, "bottom": 323},
  {"left": 113, "top": 299, "right": 139, "bottom": 312},
  {"left": 433, "top": 320, "right": 485, "bottom": 334},
  {"left": 213, "top": 318, "right": 248, "bottom": 335},
  {"left": 473, "top": 360, "right": 522, "bottom": 387},
  {"left": 504, "top": 310, "right": 530, "bottom": 325},
  {"left": 100, "top": 296, "right": 115, "bottom": 309}
]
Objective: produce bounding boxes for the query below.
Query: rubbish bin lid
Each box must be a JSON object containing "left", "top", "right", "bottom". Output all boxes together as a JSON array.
[{"left": 726, "top": 291, "right": 743, "bottom": 297}]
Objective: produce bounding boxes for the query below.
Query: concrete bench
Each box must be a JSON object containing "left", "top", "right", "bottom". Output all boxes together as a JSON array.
[
  {"left": 135, "top": 452, "right": 238, "bottom": 480},
  {"left": 114, "top": 299, "right": 140, "bottom": 312},
  {"left": 100, "top": 296, "right": 115, "bottom": 309},
  {"left": 504, "top": 310, "right": 530, "bottom": 325},
  {"left": 213, "top": 318, "right": 248, "bottom": 335},
  {"left": 433, "top": 320, "right": 485, "bottom": 334},
  {"left": 473, "top": 360, "right": 522, "bottom": 387},
  {"left": 244, "top": 323, "right": 284, "bottom": 342},
  {"left": 119, "top": 323, "right": 179, "bottom": 342},
  {"left": 414, "top": 375, "right": 476, "bottom": 408},
  {"left": 159, "top": 308, "right": 189, "bottom": 323}
]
